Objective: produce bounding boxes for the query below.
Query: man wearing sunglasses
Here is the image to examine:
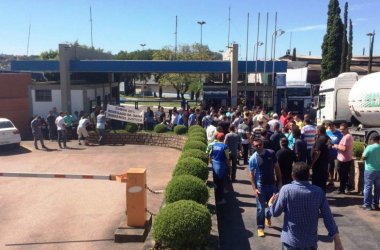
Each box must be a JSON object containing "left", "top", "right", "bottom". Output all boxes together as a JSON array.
[{"left": 249, "top": 138, "right": 282, "bottom": 237}]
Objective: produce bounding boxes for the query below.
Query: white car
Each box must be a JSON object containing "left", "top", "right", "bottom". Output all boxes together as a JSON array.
[{"left": 0, "top": 118, "right": 21, "bottom": 148}]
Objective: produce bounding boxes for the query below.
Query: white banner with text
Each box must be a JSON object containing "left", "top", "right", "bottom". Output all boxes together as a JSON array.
[{"left": 106, "top": 105, "right": 145, "bottom": 124}]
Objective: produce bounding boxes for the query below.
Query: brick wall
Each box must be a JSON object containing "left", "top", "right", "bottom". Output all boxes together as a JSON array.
[
  {"left": 0, "top": 73, "right": 32, "bottom": 138},
  {"left": 90, "top": 132, "right": 187, "bottom": 150}
]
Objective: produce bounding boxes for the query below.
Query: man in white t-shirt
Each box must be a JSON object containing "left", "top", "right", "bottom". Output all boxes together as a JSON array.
[
  {"left": 55, "top": 112, "right": 67, "bottom": 149},
  {"left": 77, "top": 115, "right": 91, "bottom": 146}
]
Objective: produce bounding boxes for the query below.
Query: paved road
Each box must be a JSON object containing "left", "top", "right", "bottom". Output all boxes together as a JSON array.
[
  {"left": 0, "top": 140, "right": 180, "bottom": 250},
  {"left": 217, "top": 164, "right": 380, "bottom": 250}
]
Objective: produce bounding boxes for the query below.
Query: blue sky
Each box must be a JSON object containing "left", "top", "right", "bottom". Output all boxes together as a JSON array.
[{"left": 0, "top": 0, "right": 378, "bottom": 59}]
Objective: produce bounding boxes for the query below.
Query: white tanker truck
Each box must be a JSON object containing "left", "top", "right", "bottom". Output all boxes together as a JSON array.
[{"left": 314, "top": 72, "right": 380, "bottom": 144}]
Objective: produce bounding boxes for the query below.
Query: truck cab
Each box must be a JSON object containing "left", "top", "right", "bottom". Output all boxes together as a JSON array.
[{"left": 314, "top": 72, "right": 358, "bottom": 125}]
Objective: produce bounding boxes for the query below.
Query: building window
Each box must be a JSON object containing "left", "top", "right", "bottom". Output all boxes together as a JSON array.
[{"left": 35, "top": 89, "right": 52, "bottom": 102}]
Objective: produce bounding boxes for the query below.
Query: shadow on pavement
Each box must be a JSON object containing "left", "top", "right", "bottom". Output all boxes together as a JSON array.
[
  {"left": 217, "top": 183, "right": 253, "bottom": 250},
  {"left": 0, "top": 146, "right": 31, "bottom": 156},
  {"left": 327, "top": 195, "right": 363, "bottom": 207}
]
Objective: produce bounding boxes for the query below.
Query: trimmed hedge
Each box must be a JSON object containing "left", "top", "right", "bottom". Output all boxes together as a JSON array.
[
  {"left": 188, "top": 125, "right": 204, "bottom": 133},
  {"left": 154, "top": 123, "right": 168, "bottom": 133},
  {"left": 353, "top": 141, "right": 365, "bottom": 159},
  {"left": 179, "top": 149, "right": 209, "bottom": 164},
  {"left": 186, "top": 136, "right": 207, "bottom": 145},
  {"left": 153, "top": 200, "right": 211, "bottom": 249},
  {"left": 174, "top": 125, "right": 188, "bottom": 135},
  {"left": 189, "top": 128, "right": 206, "bottom": 136},
  {"left": 125, "top": 123, "right": 138, "bottom": 133},
  {"left": 183, "top": 141, "right": 207, "bottom": 152},
  {"left": 173, "top": 157, "right": 209, "bottom": 181},
  {"left": 165, "top": 175, "right": 209, "bottom": 205}
]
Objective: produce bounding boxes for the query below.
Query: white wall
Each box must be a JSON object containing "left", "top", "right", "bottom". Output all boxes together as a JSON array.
[
  {"left": 71, "top": 90, "right": 83, "bottom": 113},
  {"left": 32, "top": 89, "right": 61, "bottom": 118}
]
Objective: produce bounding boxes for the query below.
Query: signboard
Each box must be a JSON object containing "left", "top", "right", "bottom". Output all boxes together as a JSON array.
[
  {"left": 106, "top": 105, "right": 144, "bottom": 124},
  {"left": 275, "top": 73, "right": 286, "bottom": 88}
]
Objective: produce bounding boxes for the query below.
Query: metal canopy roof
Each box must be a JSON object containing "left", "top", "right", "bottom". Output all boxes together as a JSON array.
[{"left": 10, "top": 60, "right": 287, "bottom": 73}]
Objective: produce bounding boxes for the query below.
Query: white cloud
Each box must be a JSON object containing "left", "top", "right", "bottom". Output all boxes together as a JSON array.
[
  {"left": 354, "top": 17, "right": 368, "bottom": 22},
  {"left": 289, "top": 24, "right": 326, "bottom": 32}
]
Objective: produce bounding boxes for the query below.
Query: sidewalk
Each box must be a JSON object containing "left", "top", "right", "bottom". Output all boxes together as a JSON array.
[{"left": 216, "top": 164, "right": 380, "bottom": 250}]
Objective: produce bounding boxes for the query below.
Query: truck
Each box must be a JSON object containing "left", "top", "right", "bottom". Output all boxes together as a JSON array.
[
  {"left": 276, "top": 67, "right": 314, "bottom": 116},
  {"left": 315, "top": 72, "right": 359, "bottom": 125},
  {"left": 314, "top": 72, "right": 380, "bottom": 144},
  {"left": 348, "top": 72, "right": 380, "bottom": 143}
]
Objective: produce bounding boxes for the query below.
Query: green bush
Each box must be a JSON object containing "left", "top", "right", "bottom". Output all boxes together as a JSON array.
[
  {"left": 189, "top": 128, "right": 206, "bottom": 136},
  {"left": 173, "top": 125, "right": 188, "bottom": 135},
  {"left": 353, "top": 141, "right": 365, "bottom": 159},
  {"left": 189, "top": 131, "right": 207, "bottom": 138},
  {"left": 179, "top": 149, "right": 209, "bottom": 164},
  {"left": 183, "top": 141, "right": 207, "bottom": 152},
  {"left": 186, "top": 136, "right": 207, "bottom": 145},
  {"left": 154, "top": 123, "right": 168, "bottom": 133},
  {"left": 153, "top": 200, "right": 211, "bottom": 249},
  {"left": 173, "top": 157, "right": 209, "bottom": 181},
  {"left": 165, "top": 175, "right": 209, "bottom": 205},
  {"left": 188, "top": 125, "right": 204, "bottom": 133},
  {"left": 125, "top": 123, "right": 138, "bottom": 133}
]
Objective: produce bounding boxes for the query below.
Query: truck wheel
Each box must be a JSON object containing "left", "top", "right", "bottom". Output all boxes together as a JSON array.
[{"left": 367, "top": 132, "right": 379, "bottom": 145}]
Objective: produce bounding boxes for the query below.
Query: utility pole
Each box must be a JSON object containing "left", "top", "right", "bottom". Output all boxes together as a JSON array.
[
  {"left": 90, "top": 6, "right": 94, "bottom": 49},
  {"left": 174, "top": 16, "right": 178, "bottom": 60}
]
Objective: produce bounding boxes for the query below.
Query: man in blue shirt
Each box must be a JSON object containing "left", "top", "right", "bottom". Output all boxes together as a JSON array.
[
  {"left": 326, "top": 122, "right": 343, "bottom": 188},
  {"left": 209, "top": 132, "right": 230, "bottom": 205},
  {"left": 269, "top": 162, "right": 343, "bottom": 250},
  {"left": 249, "top": 138, "right": 282, "bottom": 237}
]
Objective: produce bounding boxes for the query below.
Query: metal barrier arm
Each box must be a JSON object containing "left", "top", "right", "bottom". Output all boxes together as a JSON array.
[{"left": 0, "top": 172, "right": 128, "bottom": 182}]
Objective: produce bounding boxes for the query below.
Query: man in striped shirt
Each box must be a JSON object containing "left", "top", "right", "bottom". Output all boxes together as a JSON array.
[{"left": 301, "top": 119, "right": 316, "bottom": 166}]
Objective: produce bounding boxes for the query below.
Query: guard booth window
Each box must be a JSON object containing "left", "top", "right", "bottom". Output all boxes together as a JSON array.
[{"left": 35, "top": 89, "right": 52, "bottom": 102}]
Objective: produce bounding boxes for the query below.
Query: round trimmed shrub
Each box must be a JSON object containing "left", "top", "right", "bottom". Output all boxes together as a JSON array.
[
  {"left": 188, "top": 125, "right": 204, "bottom": 133},
  {"left": 153, "top": 200, "right": 211, "bottom": 249},
  {"left": 179, "top": 149, "right": 209, "bottom": 164},
  {"left": 165, "top": 175, "right": 209, "bottom": 204},
  {"left": 125, "top": 123, "right": 138, "bottom": 133},
  {"left": 189, "top": 128, "right": 206, "bottom": 136},
  {"left": 189, "top": 131, "right": 207, "bottom": 138},
  {"left": 183, "top": 141, "right": 207, "bottom": 152},
  {"left": 173, "top": 157, "right": 209, "bottom": 181},
  {"left": 353, "top": 141, "right": 365, "bottom": 159},
  {"left": 173, "top": 125, "right": 188, "bottom": 135},
  {"left": 154, "top": 123, "right": 167, "bottom": 133},
  {"left": 186, "top": 136, "right": 207, "bottom": 145}
]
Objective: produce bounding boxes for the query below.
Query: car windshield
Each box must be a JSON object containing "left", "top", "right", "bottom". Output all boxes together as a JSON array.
[{"left": 0, "top": 121, "right": 15, "bottom": 129}]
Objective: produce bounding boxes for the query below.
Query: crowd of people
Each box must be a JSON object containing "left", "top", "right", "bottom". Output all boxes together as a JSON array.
[
  {"left": 30, "top": 106, "right": 107, "bottom": 149},
  {"left": 182, "top": 104, "right": 378, "bottom": 250}
]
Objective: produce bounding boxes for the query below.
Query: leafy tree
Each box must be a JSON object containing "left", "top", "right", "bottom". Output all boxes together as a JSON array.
[
  {"left": 40, "top": 50, "right": 58, "bottom": 59},
  {"left": 340, "top": 2, "right": 349, "bottom": 73},
  {"left": 346, "top": 19, "right": 353, "bottom": 72},
  {"left": 321, "top": 0, "right": 343, "bottom": 81}
]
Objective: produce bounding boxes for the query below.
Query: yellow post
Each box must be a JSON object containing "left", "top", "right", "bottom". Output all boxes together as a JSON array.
[{"left": 126, "top": 168, "right": 147, "bottom": 227}]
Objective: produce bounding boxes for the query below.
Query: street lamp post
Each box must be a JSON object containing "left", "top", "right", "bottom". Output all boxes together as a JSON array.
[
  {"left": 197, "top": 21, "right": 206, "bottom": 59},
  {"left": 271, "top": 29, "right": 285, "bottom": 111},
  {"left": 367, "top": 31, "right": 376, "bottom": 73},
  {"left": 140, "top": 43, "right": 146, "bottom": 50},
  {"left": 253, "top": 41, "right": 264, "bottom": 107}
]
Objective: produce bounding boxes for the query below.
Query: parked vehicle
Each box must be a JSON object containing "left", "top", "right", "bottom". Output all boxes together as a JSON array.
[
  {"left": 348, "top": 72, "right": 380, "bottom": 143},
  {"left": 314, "top": 72, "right": 358, "bottom": 125},
  {"left": 314, "top": 72, "right": 380, "bottom": 144},
  {"left": 0, "top": 118, "right": 21, "bottom": 149}
]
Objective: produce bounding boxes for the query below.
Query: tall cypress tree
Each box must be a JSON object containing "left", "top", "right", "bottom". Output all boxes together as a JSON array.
[
  {"left": 321, "top": 0, "right": 343, "bottom": 81},
  {"left": 346, "top": 19, "right": 353, "bottom": 72},
  {"left": 340, "top": 2, "right": 348, "bottom": 73},
  {"left": 292, "top": 48, "right": 297, "bottom": 61}
]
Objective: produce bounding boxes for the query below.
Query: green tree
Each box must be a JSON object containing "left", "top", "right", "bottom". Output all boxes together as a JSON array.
[
  {"left": 346, "top": 19, "right": 353, "bottom": 72},
  {"left": 40, "top": 50, "right": 58, "bottom": 59},
  {"left": 321, "top": 0, "right": 343, "bottom": 81},
  {"left": 340, "top": 2, "right": 349, "bottom": 73}
]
